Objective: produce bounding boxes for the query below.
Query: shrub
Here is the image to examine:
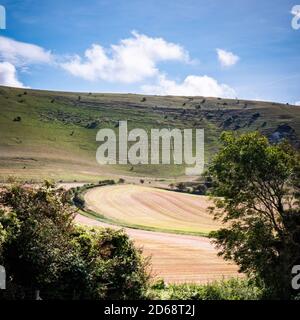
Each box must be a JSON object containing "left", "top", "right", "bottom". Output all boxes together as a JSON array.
[
  {"left": 13, "top": 116, "right": 21, "bottom": 122},
  {"left": 85, "top": 120, "right": 100, "bottom": 129},
  {"left": 175, "top": 182, "right": 187, "bottom": 192},
  {"left": 209, "top": 131, "right": 300, "bottom": 299},
  {"left": 150, "top": 278, "right": 262, "bottom": 300},
  {"left": 0, "top": 183, "right": 150, "bottom": 300},
  {"left": 192, "top": 184, "right": 207, "bottom": 195},
  {"left": 73, "top": 192, "right": 85, "bottom": 209},
  {"left": 70, "top": 227, "right": 150, "bottom": 299}
]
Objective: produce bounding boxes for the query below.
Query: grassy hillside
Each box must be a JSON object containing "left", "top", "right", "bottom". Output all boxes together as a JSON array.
[{"left": 0, "top": 85, "right": 300, "bottom": 182}]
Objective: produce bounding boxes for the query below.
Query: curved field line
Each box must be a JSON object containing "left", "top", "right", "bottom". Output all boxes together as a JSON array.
[
  {"left": 77, "top": 185, "right": 240, "bottom": 284},
  {"left": 83, "top": 184, "right": 223, "bottom": 235},
  {"left": 75, "top": 214, "right": 239, "bottom": 284}
]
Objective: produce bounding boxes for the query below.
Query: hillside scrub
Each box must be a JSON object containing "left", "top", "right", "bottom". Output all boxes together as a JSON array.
[
  {"left": 1, "top": 86, "right": 300, "bottom": 182},
  {"left": 209, "top": 131, "right": 300, "bottom": 299},
  {"left": 0, "top": 182, "right": 149, "bottom": 300}
]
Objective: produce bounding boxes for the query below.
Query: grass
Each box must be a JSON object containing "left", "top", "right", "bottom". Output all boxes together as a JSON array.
[
  {"left": 79, "top": 207, "right": 210, "bottom": 237},
  {"left": 148, "top": 278, "right": 263, "bottom": 300},
  {"left": 1, "top": 85, "right": 300, "bottom": 182}
]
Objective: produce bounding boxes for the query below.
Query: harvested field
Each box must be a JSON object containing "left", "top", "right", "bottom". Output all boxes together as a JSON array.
[
  {"left": 84, "top": 184, "right": 223, "bottom": 235},
  {"left": 75, "top": 214, "right": 239, "bottom": 284},
  {"left": 79, "top": 185, "right": 239, "bottom": 283}
]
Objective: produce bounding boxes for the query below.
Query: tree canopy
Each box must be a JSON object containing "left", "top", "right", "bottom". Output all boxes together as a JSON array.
[
  {"left": 0, "top": 182, "right": 149, "bottom": 300},
  {"left": 209, "top": 131, "right": 300, "bottom": 299}
]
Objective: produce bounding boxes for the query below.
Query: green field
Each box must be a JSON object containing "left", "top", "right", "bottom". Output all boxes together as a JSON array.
[{"left": 0, "top": 85, "right": 299, "bottom": 182}]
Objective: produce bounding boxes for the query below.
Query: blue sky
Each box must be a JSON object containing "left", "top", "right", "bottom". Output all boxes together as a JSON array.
[{"left": 0, "top": 0, "right": 299, "bottom": 103}]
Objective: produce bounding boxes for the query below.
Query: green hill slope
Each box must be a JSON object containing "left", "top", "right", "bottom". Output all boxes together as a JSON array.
[{"left": 0, "top": 85, "right": 299, "bottom": 182}]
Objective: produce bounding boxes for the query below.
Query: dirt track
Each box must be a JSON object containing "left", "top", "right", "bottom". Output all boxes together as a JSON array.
[{"left": 75, "top": 185, "right": 239, "bottom": 284}]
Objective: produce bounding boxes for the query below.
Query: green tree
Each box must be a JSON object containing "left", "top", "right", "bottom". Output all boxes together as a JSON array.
[
  {"left": 0, "top": 182, "right": 75, "bottom": 299},
  {"left": 0, "top": 182, "right": 150, "bottom": 300},
  {"left": 209, "top": 132, "right": 300, "bottom": 299},
  {"left": 71, "top": 227, "right": 150, "bottom": 299}
]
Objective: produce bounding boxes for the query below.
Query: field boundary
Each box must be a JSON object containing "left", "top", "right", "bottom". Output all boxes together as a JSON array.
[{"left": 73, "top": 183, "right": 211, "bottom": 237}]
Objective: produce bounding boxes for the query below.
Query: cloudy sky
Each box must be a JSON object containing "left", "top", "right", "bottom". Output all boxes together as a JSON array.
[{"left": 0, "top": 0, "right": 299, "bottom": 103}]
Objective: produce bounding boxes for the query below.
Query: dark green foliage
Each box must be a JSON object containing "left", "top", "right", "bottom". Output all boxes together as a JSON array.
[
  {"left": 0, "top": 183, "right": 149, "bottom": 300},
  {"left": 85, "top": 120, "right": 100, "bottom": 129},
  {"left": 70, "top": 227, "right": 150, "bottom": 299},
  {"left": 73, "top": 191, "right": 85, "bottom": 209},
  {"left": 13, "top": 116, "right": 21, "bottom": 122},
  {"left": 209, "top": 131, "right": 300, "bottom": 299},
  {"left": 175, "top": 182, "right": 186, "bottom": 192},
  {"left": 150, "top": 278, "right": 262, "bottom": 300},
  {"left": 99, "top": 179, "right": 115, "bottom": 185},
  {"left": 192, "top": 184, "right": 207, "bottom": 195}
]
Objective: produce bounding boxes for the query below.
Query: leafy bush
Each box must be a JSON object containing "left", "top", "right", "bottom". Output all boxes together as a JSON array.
[
  {"left": 0, "top": 182, "right": 150, "bottom": 300},
  {"left": 73, "top": 191, "right": 85, "bottom": 209},
  {"left": 100, "top": 179, "right": 115, "bottom": 185},
  {"left": 70, "top": 227, "right": 150, "bottom": 299},
  {"left": 175, "top": 182, "right": 187, "bottom": 192},
  {"left": 149, "top": 278, "right": 263, "bottom": 300},
  {"left": 209, "top": 132, "right": 300, "bottom": 299},
  {"left": 192, "top": 184, "right": 207, "bottom": 195}
]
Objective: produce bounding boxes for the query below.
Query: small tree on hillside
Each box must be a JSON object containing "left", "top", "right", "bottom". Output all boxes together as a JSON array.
[{"left": 209, "top": 131, "right": 300, "bottom": 299}]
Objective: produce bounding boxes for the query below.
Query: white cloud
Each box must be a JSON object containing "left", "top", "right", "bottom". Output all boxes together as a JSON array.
[
  {"left": 216, "top": 48, "right": 239, "bottom": 67},
  {"left": 0, "top": 62, "right": 25, "bottom": 87},
  {"left": 0, "top": 33, "right": 237, "bottom": 96},
  {"left": 141, "top": 74, "right": 236, "bottom": 98},
  {"left": 0, "top": 36, "right": 52, "bottom": 66},
  {"left": 61, "top": 32, "right": 236, "bottom": 97},
  {"left": 61, "top": 31, "right": 190, "bottom": 83},
  {"left": 295, "top": 101, "right": 300, "bottom": 106},
  {"left": 0, "top": 36, "right": 52, "bottom": 88}
]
